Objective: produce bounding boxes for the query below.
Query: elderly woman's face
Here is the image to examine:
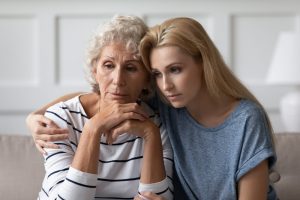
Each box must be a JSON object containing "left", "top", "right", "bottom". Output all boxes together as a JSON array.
[{"left": 94, "top": 43, "right": 149, "bottom": 104}]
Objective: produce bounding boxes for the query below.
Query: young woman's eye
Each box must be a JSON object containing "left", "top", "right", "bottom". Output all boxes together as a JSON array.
[
  {"left": 152, "top": 70, "right": 162, "bottom": 78},
  {"left": 170, "top": 66, "right": 181, "bottom": 74}
]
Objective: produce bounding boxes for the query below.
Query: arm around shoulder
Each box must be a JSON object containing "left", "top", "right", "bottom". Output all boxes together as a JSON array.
[{"left": 26, "top": 92, "right": 84, "bottom": 153}]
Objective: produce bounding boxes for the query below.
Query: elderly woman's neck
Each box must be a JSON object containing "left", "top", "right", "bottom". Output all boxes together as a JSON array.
[{"left": 79, "top": 92, "right": 100, "bottom": 118}]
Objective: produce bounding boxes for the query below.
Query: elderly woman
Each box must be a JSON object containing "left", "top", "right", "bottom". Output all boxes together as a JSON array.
[{"left": 35, "top": 15, "right": 173, "bottom": 200}]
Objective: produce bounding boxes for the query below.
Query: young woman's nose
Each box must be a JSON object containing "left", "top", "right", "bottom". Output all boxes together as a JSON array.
[
  {"left": 112, "top": 68, "right": 125, "bottom": 86},
  {"left": 162, "top": 76, "right": 174, "bottom": 91}
]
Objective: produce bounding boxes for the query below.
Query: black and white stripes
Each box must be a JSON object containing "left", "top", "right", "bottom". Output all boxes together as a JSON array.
[{"left": 37, "top": 96, "right": 173, "bottom": 200}]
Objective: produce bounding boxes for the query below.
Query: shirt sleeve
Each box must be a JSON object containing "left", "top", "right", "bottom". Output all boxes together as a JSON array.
[
  {"left": 138, "top": 118, "right": 174, "bottom": 200},
  {"left": 235, "top": 106, "right": 276, "bottom": 181},
  {"left": 39, "top": 103, "right": 97, "bottom": 200}
]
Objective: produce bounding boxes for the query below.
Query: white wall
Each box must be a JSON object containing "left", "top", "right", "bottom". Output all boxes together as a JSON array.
[{"left": 0, "top": 0, "right": 299, "bottom": 135}]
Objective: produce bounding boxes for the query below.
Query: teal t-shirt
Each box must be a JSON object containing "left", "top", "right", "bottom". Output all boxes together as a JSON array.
[{"left": 156, "top": 98, "right": 277, "bottom": 200}]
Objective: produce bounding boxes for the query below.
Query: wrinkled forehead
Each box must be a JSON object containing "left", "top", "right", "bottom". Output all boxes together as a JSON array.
[{"left": 97, "top": 42, "right": 140, "bottom": 61}]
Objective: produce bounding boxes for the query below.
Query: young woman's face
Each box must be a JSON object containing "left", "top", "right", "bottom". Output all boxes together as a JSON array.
[
  {"left": 94, "top": 43, "right": 148, "bottom": 104},
  {"left": 150, "top": 46, "right": 203, "bottom": 108}
]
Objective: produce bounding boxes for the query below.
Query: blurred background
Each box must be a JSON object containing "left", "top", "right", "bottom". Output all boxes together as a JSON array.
[{"left": 1, "top": 0, "right": 300, "bottom": 135}]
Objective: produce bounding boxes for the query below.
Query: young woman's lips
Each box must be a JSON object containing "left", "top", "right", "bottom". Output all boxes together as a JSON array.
[{"left": 166, "top": 94, "right": 181, "bottom": 101}]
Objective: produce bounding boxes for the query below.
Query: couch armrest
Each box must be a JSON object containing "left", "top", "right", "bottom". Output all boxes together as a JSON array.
[
  {"left": 0, "top": 135, "right": 44, "bottom": 200},
  {"left": 272, "top": 133, "right": 300, "bottom": 200}
]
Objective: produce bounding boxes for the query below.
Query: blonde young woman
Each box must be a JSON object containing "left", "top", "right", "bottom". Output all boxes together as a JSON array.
[
  {"left": 28, "top": 15, "right": 173, "bottom": 200},
  {"left": 136, "top": 17, "right": 277, "bottom": 200},
  {"left": 27, "top": 17, "right": 276, "bottom": 200}
]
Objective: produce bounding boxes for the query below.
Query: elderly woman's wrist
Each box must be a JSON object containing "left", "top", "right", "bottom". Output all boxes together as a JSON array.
[
  {"left": 83, "top": 122, "right": 103, "bottom": 138},
  {"left": 143, "top": 124, "right": 160, "bottom": 142}
]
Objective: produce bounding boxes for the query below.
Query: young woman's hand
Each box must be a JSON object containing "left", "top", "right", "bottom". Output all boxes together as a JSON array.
[
  {"left": 26, "top": 113, "right": 69, "bottom": 154},
  {"left": 134, "top": 192, "right": 165, "bottom": 200}
]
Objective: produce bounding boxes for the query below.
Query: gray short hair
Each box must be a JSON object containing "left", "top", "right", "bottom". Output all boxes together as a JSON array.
[{"left": 85, "top": 15, "right": 148, "bottom": 93}]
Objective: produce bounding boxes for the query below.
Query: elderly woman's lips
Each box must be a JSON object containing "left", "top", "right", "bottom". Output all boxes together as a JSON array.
[
  {"left": 108, "top": 93, "right": 128, "bottom": 99},
  {"left": 111, "top": 92, "right": 127, "bottom": 96}
]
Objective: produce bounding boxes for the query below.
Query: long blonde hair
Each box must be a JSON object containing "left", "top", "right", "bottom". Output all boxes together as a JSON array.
[{"left": 140, "top": 17, "right": 275, "bottom": 143}]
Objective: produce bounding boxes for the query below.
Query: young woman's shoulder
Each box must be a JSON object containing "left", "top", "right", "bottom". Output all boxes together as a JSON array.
[{"left": 235, "top": 99, "right": 266, "bottom": 120}]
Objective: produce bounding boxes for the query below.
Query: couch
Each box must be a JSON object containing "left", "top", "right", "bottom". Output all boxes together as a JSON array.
[
  {"left": 0, "top": 135, "right": 44, "bottom": 200},
  {"left": 0, "top": 133, "right": 299, "bottom": 200}
]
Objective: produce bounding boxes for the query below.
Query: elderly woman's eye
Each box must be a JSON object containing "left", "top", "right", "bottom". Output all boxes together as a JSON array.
[
  {"left": 126, "top": 64, "right": 137, "bottom": 72},
  {"left": 103, "top": 63, "right": 114, "bottom": 69}
]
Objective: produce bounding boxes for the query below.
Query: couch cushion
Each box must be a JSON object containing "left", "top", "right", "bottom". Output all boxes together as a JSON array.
[
  {"left": 1, "top": 133, "right": 299, "bottom": 200},
  {"left": 0, "top": 135, "right": 44, "bottom": 200},
  {"left": 273, "top": 133, "right": 300, "bottom": 200}
]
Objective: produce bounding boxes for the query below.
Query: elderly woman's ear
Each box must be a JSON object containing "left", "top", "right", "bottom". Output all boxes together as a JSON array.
[
  {"left": 92, "top": 62, "right": 98, "bottom": 81},
  {"left": 92, "top": 60, "right": 98, "bottom": 74}
]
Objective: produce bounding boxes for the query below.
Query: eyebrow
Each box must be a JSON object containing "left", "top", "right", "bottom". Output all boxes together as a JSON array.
[
  {"left": 125, "top": 59, "right": 140, "bottom": 63},
  {"left": 102, "top": 55, "right": 140, "bottom": 62},
  {"left": 152, "top": 62, "right": 182, "bottom": 70},
  {"left": 102, "top": 56, "right": 115, "bottom": 60}
]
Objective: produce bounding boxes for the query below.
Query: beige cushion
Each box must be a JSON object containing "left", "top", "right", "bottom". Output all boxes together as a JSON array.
[
  {"left": 0, "top": 135, "right": 44, "bottom": 200},
  {"left": 0, "top": 133, "right": 300, "bottom": 200},
  {"left": 272, "top": 133, "right": 300, "bottom": 200}
]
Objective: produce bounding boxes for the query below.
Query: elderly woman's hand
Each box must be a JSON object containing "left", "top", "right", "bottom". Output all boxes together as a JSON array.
[
  {"left": 87, "top": 101, "right": 149, "bottom": 140},
  {"left": 107, "top": 118, "right": 159, "bottom": 144},
  {"left": 26, "top": 113, "right": 69, "bottom": 154}
]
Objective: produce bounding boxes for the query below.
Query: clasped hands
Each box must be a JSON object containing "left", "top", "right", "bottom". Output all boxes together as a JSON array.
[{"left": 27, "top": 101, "right": 159, "bottom": 152}]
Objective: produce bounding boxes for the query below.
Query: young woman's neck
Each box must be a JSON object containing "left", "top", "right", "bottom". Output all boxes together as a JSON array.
[{"left": 186, "top": 87, "right": 239, "bottom": 128}]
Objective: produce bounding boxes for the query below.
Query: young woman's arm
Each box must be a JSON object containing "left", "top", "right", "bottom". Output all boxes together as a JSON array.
[
  {"left": 31, "top": 92, "right": 84, "bottom": 115},
  {"left": 134, "top": 160, "right": 269, "bottom": 200},
  {"left": 26, "top": 92, "right": 84, "bottom": 153},
  {"left": 238, "top": 160, "right": 269, "bottom": 200}
]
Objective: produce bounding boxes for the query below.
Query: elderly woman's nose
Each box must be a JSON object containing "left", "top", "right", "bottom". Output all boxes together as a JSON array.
[{"left": 112, "top": 68, "right": 125, "bottom": 86}]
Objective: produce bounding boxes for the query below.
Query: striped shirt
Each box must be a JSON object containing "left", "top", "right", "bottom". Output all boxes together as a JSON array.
[{"left": 38, "top": 96, "right": 173, "bottom": 200}]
